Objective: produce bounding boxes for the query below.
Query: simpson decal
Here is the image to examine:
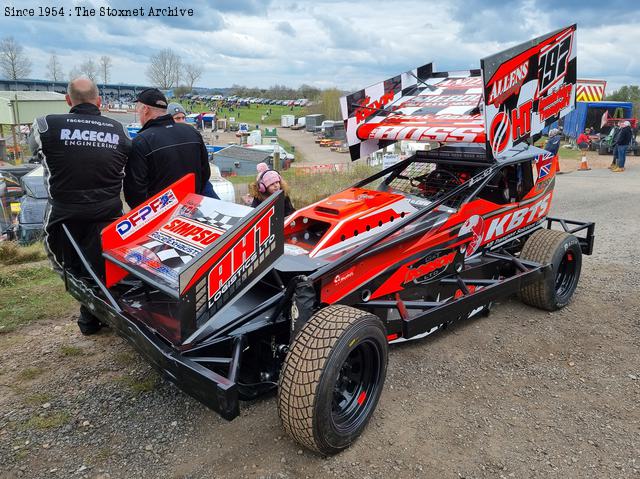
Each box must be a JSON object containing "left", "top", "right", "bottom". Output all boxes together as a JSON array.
[{"left": 155, "top": 216, "right": 225, "bottom": 251}]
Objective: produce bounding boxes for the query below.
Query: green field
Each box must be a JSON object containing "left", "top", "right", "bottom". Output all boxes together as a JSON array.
[{"left": 180, "top": 102, "right": 306, "bottom": 127}]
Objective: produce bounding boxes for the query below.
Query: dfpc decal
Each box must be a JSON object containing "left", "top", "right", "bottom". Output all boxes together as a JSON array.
[
  {"left": 116, "top": 190, "right": 178, "bottom": 239},
  {"left": 207, "top": 207, "right": 275, "bottom": 304}
]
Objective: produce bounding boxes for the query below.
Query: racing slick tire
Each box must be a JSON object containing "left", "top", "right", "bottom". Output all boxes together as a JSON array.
[
  {"left": 518, "top": 229, "right": 582, "bottom": 311},
  {"left": 278, "top": 305, "right": 388, "bottom": 455}
]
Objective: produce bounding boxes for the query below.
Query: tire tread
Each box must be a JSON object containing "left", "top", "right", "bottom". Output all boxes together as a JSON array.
[{"left": 277, "top": 305, "right": 376, "bottom": 453}]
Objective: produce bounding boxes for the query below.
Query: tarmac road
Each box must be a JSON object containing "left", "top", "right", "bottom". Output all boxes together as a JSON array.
[{"left": 0, "top": 162, "right": 638, "bottom": 479}]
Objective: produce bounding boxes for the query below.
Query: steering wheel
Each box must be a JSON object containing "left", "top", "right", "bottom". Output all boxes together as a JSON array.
[{"left": 411, "top": 170, "right": 463, "bottom": 197}]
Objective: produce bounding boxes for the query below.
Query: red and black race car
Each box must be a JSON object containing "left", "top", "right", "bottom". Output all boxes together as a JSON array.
[{"left": 63, "top": 25, "right": 593, "bottom": 454}]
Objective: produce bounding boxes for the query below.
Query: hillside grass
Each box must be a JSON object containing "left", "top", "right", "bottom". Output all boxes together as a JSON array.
[
  {"left": 180, "top": 103, "right": 305, "bottom": 127},
  {"left": 0, "top": 242, "right": 76, "bottom": 333}
]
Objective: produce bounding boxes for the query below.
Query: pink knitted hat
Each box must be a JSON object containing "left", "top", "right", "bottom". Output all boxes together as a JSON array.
[{"left": 256, "top": 162, "right": 281, "bottom": 188}]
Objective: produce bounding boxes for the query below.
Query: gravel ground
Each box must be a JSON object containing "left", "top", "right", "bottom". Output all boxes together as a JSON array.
[{"left": 1, "top": 161, "right": 638, "bottom": 479}]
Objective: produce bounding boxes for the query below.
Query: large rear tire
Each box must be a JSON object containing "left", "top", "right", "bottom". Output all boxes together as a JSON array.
[
  {"left": 519, "top": 229, "right": 582, "bottom": 311},
  {"left": 278, "top": 305, "right": 388, "bottom": 455}
]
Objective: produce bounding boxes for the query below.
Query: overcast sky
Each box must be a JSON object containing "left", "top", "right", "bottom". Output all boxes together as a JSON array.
[{"left": 0, "top": 0, "right": 637, "bottom": 93}]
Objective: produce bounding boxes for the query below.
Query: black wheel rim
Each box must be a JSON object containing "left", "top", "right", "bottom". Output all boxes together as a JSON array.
[
  {"left": 556, "top": 250, "right": 578, "bottom": 299},
  {"left": 331, "top": 339, "right": 383, "bottom": 433}
]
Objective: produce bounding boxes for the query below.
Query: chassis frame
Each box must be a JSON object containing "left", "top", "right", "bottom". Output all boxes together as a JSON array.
[{"left": 62, "top": 149, "right": 595, "bottom": 421}]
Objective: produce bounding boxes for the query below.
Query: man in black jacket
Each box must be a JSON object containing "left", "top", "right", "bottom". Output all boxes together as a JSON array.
[
  {"left": 612, "top": 121, "right": 633, "bottom": 173},
  {"left": 30, "top": 77, "right": 131, "bottom": 334},
  {"left": 124, "top": 89, "right": 215, "bottom": 208}
]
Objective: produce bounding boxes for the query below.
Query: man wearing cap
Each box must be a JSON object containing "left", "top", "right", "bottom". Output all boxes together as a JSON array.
[
  {"left": 124, "top": 88, "right": 216, "bottom": 208},
  {"left": 29, "top": 76, "right": 131, "bottom": 335}
]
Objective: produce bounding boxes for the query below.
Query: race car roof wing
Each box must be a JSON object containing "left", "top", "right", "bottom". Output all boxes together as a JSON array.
[
  {"left": 340, "top": 25, "right": 577, "bottom": 162},
  {"left": 340, "top": 64, "right": 484, "bottom": 161}
]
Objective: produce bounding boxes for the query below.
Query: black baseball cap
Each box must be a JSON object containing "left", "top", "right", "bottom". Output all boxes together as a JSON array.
[{"left": 136, "top": 88, "right": 168, "bottom": 108}]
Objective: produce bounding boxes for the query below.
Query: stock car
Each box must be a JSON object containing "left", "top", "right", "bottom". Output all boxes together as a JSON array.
[{"left": 61, "top": 25, "right": 594, "bottom": 454}]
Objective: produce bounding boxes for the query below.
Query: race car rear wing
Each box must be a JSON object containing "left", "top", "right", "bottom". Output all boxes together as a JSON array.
[
  {"left": 101, "top": 178, "right": 285, "bottom": 343},
  {"left": 340, "top": 24, "right": 577, "bottom": 162}
]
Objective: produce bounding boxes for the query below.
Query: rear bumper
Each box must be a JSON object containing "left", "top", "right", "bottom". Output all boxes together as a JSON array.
[
  {"left": 65, "top": 275, "right": 240, "bottom": 420},
  {"left": 546, "top": 217, "right": 595, "bottom": 255}
]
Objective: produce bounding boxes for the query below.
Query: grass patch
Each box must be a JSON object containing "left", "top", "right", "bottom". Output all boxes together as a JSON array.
[
  {"left": 226, "top": 174, "right": 255, "bottom": 185},
  {"left": 113, "top": 351, "right": 138, "bottom": 367},
  {"left": 59, "top": 345, "right": 84, "bottom": 357},
  {"left": 23, "top": 392, "right": 52, "bottom": 406},
  {"left": 0, "top": 242, "right": 47, "bottom": 266},
  {"left": 0, "top": 264, "right": 76, "bottom": 333},
  {"left": 182, "top": 103, "right": 305, "bottom": 127},
  {"left": 277, "top": 137, "right": 305, "bottom": 163},
  {"left": 558, "top": 147, "right": 581, "bottom": 160},
  {"left": 93, "top": 447, "right": 114, "bottom": 463},
  {"left": 116, "top": 373, "right": 158, "bottom": 394},
  {"left": 14, "top": 448, "right": 29, "bottom": 460},
  {"left": 21, "top": 411, "right": 70, "bottom": 430},
  {"left": 18, "top": 367, "right": 45, "bottom": 381}
]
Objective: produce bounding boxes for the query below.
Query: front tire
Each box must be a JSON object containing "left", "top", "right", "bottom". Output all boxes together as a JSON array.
[
  {"left": 278, "top": 305, "right": 388, "bottom": 455},
  {"left": 519, "top": 229, "right": 582, "bottom": 311}
]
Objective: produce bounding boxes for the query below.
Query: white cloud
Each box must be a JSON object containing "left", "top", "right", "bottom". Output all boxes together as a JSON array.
[{"left": 0, "top": 0, "right": 637, "bottom": 92}]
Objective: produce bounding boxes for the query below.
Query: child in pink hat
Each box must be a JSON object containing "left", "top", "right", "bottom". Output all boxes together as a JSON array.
[{"left": 249, "top": 163, "right": 295, "bottom": 215}]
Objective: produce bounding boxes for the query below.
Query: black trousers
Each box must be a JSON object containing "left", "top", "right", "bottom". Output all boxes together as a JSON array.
[{"left": 43, "top": 197, "right": 122, "bottom": 280}]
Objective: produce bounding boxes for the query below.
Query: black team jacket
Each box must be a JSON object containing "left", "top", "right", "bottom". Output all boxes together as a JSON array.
[{"left": 124, "top": 114, "right": 211, "bottom": 208}]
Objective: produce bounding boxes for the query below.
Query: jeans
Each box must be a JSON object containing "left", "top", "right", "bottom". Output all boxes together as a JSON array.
[{"left": 615, "top": 144, "right": 628, "bottom": 168}]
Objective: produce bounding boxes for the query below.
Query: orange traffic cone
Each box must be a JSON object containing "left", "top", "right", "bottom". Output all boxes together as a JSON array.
[{"left": 577, "top": 154, "right": 591, "bottom": 171}]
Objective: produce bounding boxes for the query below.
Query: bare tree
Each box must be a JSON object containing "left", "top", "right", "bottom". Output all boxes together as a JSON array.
[
  {"left": 79, "top": 58, "right": 98, "bottom": 82},
  {"left": 184, "top": 63, "right": 203, "bottom": 92},
  {"left": 0, "top": 36, "right": 32, "bottom": 80},
  {"left": 68, "top": 66, "right": 81, "bottom": 81},
  {"left": 46, "top": 53, "right": 62, "bottom": 82},
  {"left": 99, "top": 55, "right": 112, "bottom": 84},
  {"left": 146, "top": 49, "right": 181, "bottom": 90}
]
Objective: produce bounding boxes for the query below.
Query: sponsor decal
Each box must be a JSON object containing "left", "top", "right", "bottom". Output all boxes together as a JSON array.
[
  {"left": 207, "top": 207, "right": 275, "bottom": 303},
  {"left": 483, "top": 193, "right": 551, "bottom": 243},
  {"left": 124, "top": 250, "right": 178, "bottom": 279},
  {"left": 487, "top": 60, "right": 529, "bottom": 106},
  {"left": 148, "top": 231, "right": 201, "bottom": 257},
  {"left": 372, "top": 125, "right": 484, "bottom": 143},
  {"left": 116, "top": 190, "right": 178, "bottom": 239},
  {"left": 354, "top": 92, "right": 395, "bottom": 123},
  {"left": 538, "top": 83, "right": 572, "bottom": 122},
  {"left": 489, "top": 100, "right": 533, "bottom": 155},
  {"left": 458, "top": 215, "right": 484, "bottom": 257},
  {"left": 334, "top": 267, "right": 356, "bottom": 285},
  {"left": 397, "top": 95, "right": 480, "bottom": 108},
  {"left": 538, "top": 33, "right": 573, "bottom": 94},
  {"left": 403, "top": 251, "right": 456, "bottom": 285},
  {"left": 157, "top": 217, "right": 224, "bottom": 251}
]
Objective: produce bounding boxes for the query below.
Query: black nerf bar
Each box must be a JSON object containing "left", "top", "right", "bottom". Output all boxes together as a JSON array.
[{"left": 65, "top": 275, "right": 240, "bottom": 420}]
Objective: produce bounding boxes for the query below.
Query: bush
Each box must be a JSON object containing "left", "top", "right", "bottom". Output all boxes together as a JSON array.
[{"left": 284, "top": 164, "right": 380, "bottom": 208}]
